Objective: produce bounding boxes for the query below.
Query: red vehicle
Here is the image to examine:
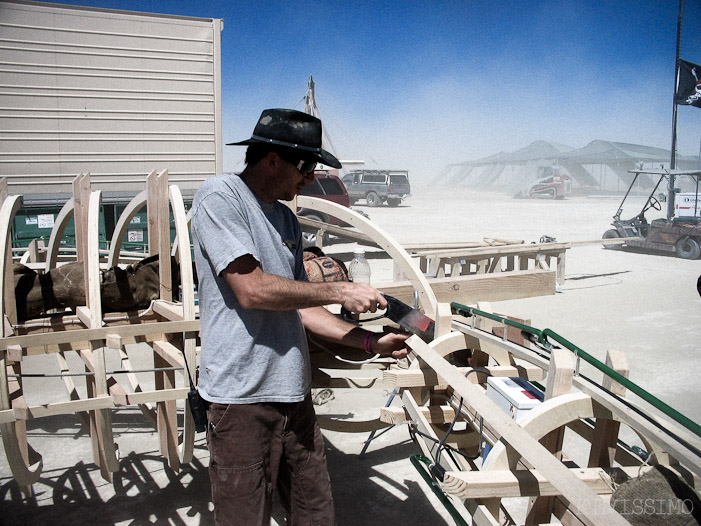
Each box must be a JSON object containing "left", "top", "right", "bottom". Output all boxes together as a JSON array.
[
  {"left": 526, "top": 166, "right": 572, "bottom": 199},
  {"left": 297, "top": 170, "right": 351, "bottom": 246}
]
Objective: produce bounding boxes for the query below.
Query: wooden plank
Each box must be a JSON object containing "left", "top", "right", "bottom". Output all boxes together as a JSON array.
[
  {"left": 403, "top": 241, "right": 491, "bottom": 251},
  {"left": 0, "top": 320, "right": 201, "bottom": 351},
  {"left": 85, "top": 190, "right": 103, "bottom": 327},
  {"left": 405, "top": 335, "right": 631, "bottom": 526},
  {"left": 416, "top": 241, "right": 569, "bottom": 259},
  {"left": 312, "top": 369, "right": 385, "bottom": 389},
  {"left": 384, "top": 364, "right": 544, "bottom": 388},
  {"left": 26, "top": 395, "right": 114, "bottom": 418},
  {"left": 473, "top": 303, "right": 513, "bottom": 367},
  {"left": 588, "top": 350, "right": 629, "bottom": 469},
  {"left": 443, "top": 466, "right": 646, "bottom": 499},
  {"left": 147, "top": 170, "right": 159, "bottom": 255},
  {"left": 115, "top": 346, "right": 158, "bottom": 429},
  {"left": 117, "top": 387, "right": 189, "bottom": 406},
  {"left": 55, "top": 351, "right": 90, "bottom": 427},
  {"left": 297, "top": 216, "right": 376, "bottom": 246},
  {"left": 0, "top": 408, "right": 15, "bottom": 424},
  {"left": 80, "top": 345, "right": 120, "bottom": 477},
  {"left": 435, "top": 302, "right": 453, "bottom": 338},
  {"left": 153, "top": 340, "right": 186, "bottom": 369},
  {"left": 568, "top": 237, "right": 639, "bottom": 248},
  {"left": 156, "top": 349, "right": 180, "bottom": 472},
  {"left": 152, "top": 300, "right": 184, "bottom": 321},
  {"left": 527, "top": 348, "right": 575, "bottom": 524},
  {"left": 376, "top": 268, "right": 556, "bottom": 305},
  {"left": 381, "top": 405, "right": 455, "bottom": 425},
  {"left": 316, "top": 415, "right": 388, "bottom": 433},
  {"left": 157, "top": 170, "right": 172, "bottom": 302},
  {"left": 72, "top": 174, "right": 87, "bottom": 264},
  {"left": 6, "top": 344, "right": 22, "bottom": 363}
]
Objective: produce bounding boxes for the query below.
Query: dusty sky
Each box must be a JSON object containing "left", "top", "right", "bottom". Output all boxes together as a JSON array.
[{"left": 54, "top": 1, "right": 701, "bottom": 184}]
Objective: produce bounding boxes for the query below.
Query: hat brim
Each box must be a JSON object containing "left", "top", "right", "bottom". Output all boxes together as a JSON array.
[{"left": 227, "top": 137, "right": 342, "bottom": 169}]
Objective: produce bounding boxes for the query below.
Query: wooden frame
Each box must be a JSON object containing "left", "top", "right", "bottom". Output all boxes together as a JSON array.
[{"left": 0, "top": 172, "right": 201, "bottom": 493}]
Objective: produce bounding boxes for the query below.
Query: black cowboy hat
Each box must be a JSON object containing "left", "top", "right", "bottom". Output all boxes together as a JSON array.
[{"left": 227, "top": 108, "right": 342, "bottom": 169}]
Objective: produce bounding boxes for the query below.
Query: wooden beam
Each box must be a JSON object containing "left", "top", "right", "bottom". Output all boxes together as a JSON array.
[
  {"left": 297, "top": 216, "right": 376, "bottom": 246},
  {"left": 153, "top": 340, "right": 186, "bottom": 369},
  {"left": 117, "top": 388, "right": 189, "bottom": 406},
  {"left": 152, "top": 300, "right": 185, "bottom": 321},
  {"left": 316, "top": 415, "right": 388, "bottom": 433},
  {"left": 415, "top": 241, "right": 570, "bottom": 259},
  {"left": 383, "top": 364, "right": 544, "bottom": 389},
  {"left": 443, "top": 466, "right": 646, "bottom": 499},
  {"left": 527, "top": 348, "right": 575, "bottom": 524},
  {"left": 376, "top": 268, "right": 556, "bottom": 305},
  {"left": 381, "top": 405, "right": 455, "bottom": 425},
  {"left": 0, "top": 320, "right": 201, "bottom": 351},
  {"left": 588, "top": 350, "right": 629, "bottom": 469},
  {"left": 26, "top": 396, "right": 114, "bottom": 418}
]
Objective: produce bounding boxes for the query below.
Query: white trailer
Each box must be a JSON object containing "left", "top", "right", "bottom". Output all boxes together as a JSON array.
[{"left": 0, "top": 0, "right": 223, "bottom": 196}]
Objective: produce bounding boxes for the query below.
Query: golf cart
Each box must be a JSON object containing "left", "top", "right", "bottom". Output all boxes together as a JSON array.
[{"left": 603, "top": 168, "right": 701, "bottom": 259}]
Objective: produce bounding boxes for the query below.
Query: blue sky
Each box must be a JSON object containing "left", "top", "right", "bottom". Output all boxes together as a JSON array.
[{"left": 57, "top": 1, "right": 701, "bottom": 183}]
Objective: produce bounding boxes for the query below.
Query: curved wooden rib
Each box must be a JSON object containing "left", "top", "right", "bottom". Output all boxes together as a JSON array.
[
  {"left": 107, "top": 189, "right": 148, "bottom": 268},
  {"left": 0, "top": 195, "right": 43, "bottom": 488},
  {"left": 480, "top": 393, "right": 611, "bottom": 471},
  {"left": 296, "top": 196, "right": 438, "bottom": 318},
  {"left": 86, "top": 190, "right": 120, "bottom": 476},
  {"left": 171, "top": 209, "right": 192, "bottom": 257},
  {"left": 45, "top": 197, "right": 75, "bottom": 271},
  {"left": 409, "top": 329, "right": 481, "bottom": 370},
  {"left": 40, "top": 195, "right": 92, "bottom": 428},
  {"left": 169, "top": 184, "right": 196, "bottom": 463},
  {"left": 316, "top": 414, "right": 390, "bottom": 433},
  {"left": 86, "top": 191, "right": 103, "bottom": 326}
]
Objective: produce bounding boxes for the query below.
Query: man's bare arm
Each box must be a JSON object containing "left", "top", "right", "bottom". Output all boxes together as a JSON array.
[
  {"left": 222, "top": 254, "right": 386, "bottom": 313},
  {"left": 300, "top": 306, "right": 409, "bottom": 358}
]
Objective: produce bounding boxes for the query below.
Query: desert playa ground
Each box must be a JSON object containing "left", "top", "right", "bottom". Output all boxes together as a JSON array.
[{"left": 1, "top": 185, "right": 699, "bottom": 525}]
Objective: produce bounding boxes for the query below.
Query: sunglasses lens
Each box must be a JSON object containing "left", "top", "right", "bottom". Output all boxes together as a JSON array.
[{"left": 296, "top": 160, "right": 317, "bottom": 175}]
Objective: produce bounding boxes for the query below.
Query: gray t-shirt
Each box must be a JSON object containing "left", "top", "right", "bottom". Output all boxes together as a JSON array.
[{"left": 191, "top": 173, "right": 310, "bottom": 404}]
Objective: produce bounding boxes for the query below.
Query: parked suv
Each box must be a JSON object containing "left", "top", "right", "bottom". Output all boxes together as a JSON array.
[{"left": 341, "top": 170, "right": 411, "bottom": 207}]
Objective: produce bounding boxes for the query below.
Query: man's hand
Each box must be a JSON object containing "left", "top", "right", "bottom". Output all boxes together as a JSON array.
[
  {"left": 370, "top": 326, "right": 410, "bottom": 359},
  {"left": 338, "top": 282, "right": 387, "bottom": 314}
]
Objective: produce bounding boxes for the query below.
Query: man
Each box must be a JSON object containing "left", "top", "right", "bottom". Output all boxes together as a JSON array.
[{"left": 191, "top": 108, "right": 409, "bottom": 526}]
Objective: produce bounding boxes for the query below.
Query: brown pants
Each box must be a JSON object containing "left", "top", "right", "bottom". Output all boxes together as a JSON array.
[{"left": 206, "top": 394, "right": 335, "bottom": 526}]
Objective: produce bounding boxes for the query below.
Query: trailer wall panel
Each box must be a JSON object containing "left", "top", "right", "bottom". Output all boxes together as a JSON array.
[{"left": 0, "top": 0, "right": 223, "bottom": 196}]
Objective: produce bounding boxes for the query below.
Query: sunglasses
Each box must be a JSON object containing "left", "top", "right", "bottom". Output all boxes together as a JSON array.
[{"left": 295, "top": 159, "right": 317, "bottom": 175}]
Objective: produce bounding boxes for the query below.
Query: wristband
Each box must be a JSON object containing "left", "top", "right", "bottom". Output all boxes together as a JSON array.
[{"left": 363, "top": 332, "right": 374, "bottom": 355}]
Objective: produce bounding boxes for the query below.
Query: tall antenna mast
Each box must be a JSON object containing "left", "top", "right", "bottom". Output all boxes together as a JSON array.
[
  {"left": 303, "top": 75, "right": 320, "bottom": 118},
  {"left": 302, "top": 75, "right": 339, "bottom": 164}
]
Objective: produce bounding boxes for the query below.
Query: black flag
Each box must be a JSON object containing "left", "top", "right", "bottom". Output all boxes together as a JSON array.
[{"left": 675, "top": 59, "right": 701, "bottom": 108}]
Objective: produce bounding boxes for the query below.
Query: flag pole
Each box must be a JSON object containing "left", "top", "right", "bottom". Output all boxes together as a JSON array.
[{"left": 668, "top": 0, "right": 685, "bottom": 219}]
